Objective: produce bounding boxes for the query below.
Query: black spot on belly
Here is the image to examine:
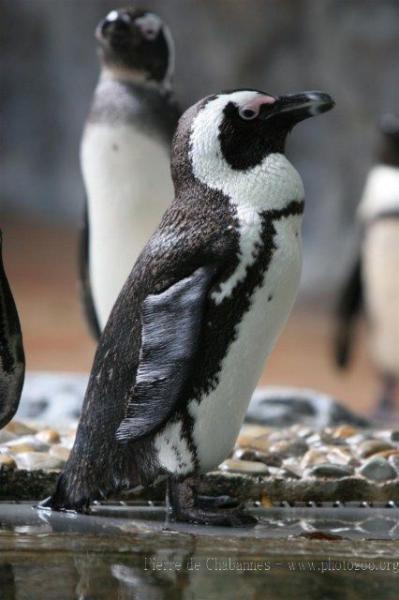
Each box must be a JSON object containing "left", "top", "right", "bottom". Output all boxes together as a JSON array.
[
  {"left": 112, "top": 143, "right": 119, "bottom": 152},
  {"left": 268, "top": 294, "right": 273, "bottom": 302}
]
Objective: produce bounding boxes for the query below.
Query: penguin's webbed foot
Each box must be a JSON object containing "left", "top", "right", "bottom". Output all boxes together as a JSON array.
[
  {"left": 167, "top": 477, "right": 257, "bottom": 528},
  {"left": 36, "top": 495, "right": 91, "bottom": 515}
]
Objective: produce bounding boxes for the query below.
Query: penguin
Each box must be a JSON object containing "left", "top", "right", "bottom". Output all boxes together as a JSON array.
[
  {"left": 80, "top": 7, "right": 180, "bottom": 337},
  {"left": 334, "top": 114, "right": 399, "bottom": 417},
  {"left": 45, "top": 88, "right": 334, "bottom": 525},
  {"left": 0, "top": 230, "right": 25, "bottom": 429}
]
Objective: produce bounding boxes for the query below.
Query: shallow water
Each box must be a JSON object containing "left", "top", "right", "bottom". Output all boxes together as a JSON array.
[{"left": 1, "top": 503, "right": 399, "bottom": 599}]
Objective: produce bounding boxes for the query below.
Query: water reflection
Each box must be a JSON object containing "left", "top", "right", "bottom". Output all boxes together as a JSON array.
[
  {"left": 2, "top": 549, "right": 399, "bottom": 600},
  {"left": 1, "top": 504, "right": 399, "bottom": 599}
]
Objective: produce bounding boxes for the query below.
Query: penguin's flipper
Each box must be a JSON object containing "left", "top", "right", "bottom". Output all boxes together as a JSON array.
[
  {"left": 333, "top": 253, "right": 363, "bottom": 369},
  {"left": 116, "top": 265, "right": 216, "bottom": 443},
  {"left": 0, "top": 231, "right": 25, "bottom": 429},
  {"left": 79, "top": 201, "right": 101, "bottom": 340}
]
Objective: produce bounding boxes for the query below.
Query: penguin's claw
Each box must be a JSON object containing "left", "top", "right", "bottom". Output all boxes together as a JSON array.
[{"left": 36, "top": 497, "right": 53, "bottom": 511}]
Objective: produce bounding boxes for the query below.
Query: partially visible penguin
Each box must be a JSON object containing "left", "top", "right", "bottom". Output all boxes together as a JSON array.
[
  {"left": 80, "top": 7, "right": 180, "bottom": 337},
  {"left": 334, "top": 114, "right": 399, "bottom": 416},
  {"left": 0, "top": 230, "right": 25, "bottom": 429},
  {"left": 45, "top": 88, "right": 334, "bottom": 525}
]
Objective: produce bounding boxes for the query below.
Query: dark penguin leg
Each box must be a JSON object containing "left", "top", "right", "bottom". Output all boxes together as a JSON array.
[
  {"left": 373, "top": 374, "right": 398, "bottom": 420},
  {"left": 167, "top": 477, "right": 257, "bottom": 527}
]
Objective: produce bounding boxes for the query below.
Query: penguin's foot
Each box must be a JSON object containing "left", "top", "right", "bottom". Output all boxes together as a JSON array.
[
  {"left": 36, "top": 496, "right": 89, "bottom": 515},
  {"left": 167, "top": 477, "right": 257, "bottom": 528}
]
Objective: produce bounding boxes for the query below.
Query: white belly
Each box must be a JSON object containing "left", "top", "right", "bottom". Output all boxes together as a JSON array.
[
  {"left": 363, "top": 221, "right": 399, "bottom": 374},
  {"left": 155, "top": 216, "right": 302, "bottom": 475},
  {"left": 81, "top": 123, "right": 173, "bottom": 330}
]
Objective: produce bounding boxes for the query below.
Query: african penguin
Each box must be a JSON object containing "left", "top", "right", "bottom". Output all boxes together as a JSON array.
[
  {"left": 80, "top": 7, "right": 180, "bottom": 337},
  {"left": 45, "top": 88, "right": 334, "bottom": 525},
  {"left": 0, "top": 230, "right": 25, "bottom": 429},
  {"left": 334, "top": 114, "right": 399, "bottom": 417}
]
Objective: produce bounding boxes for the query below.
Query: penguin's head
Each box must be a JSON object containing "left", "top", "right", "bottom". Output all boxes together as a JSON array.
[
  {"left": 96, "top": 8, "right": 173, "bottom": 85},
  {"left": 171, "top": 89, "right": 334, "bottom": 189},
  {"left": 378, "top": 114, "right": 399, "bottom": 167}
]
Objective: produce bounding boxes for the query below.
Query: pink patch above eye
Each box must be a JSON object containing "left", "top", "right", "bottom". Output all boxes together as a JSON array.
[{"left": 241, "top": 95, "right": 276, "bottom": 115}]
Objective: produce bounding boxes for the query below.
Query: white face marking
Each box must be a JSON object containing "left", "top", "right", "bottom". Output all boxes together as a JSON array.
[
  {"left": 154, "top": 421, "right": 193, "bottom": 475},
  {"left": 105, "top": 10, "right": 119, "bottom": 22},
  {"left": 358, "top": 165, "right": 399, "bottom": 221},
  {"left": 190, "top": 92, "right": 304, "bottom": 303},
  {"left": 81, "top": 122, "right": 173, "bottom": 330},
  {"left": 135, "top": 13, "right": 162, "bottom": 40}
]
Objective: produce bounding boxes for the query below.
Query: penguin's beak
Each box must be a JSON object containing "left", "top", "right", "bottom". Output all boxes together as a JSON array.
[{"left": 264, "top": 91, "right": 335, "bottom": 125}]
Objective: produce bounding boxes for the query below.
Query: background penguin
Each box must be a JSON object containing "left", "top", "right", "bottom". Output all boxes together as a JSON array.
[
  {"left": 80, "top": 7, "right": 180, "bottom": 337},
  {"left": 46, "top": 88, "right": 334, "bottom": 525},
  {"left": 0, "top": 230, "right": 25, "bottom": 429},
  {"left": 334, "top": 114, "right": 399, "bottom": 417}
]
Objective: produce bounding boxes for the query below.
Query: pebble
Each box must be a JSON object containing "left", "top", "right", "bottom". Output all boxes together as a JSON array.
[
  {"left": 332, "top": 425, "right": 358, "bottom": 439},
  {"left": 234, "top": 448, "right": 282, "bottom": 467},
  {"left": 255, "top": 452, "right": 283, "bottom": 468},
  {"left": 359, "top": 457, "right": 397, "bottom": 482},
  {"left": 220, "top": 459, "right": 269, "bottom": 475},
  {"left": 233, "top": 448, "right": 257, "bottom": 461},
  {"left": 358, "top": 440, "right": 394, "bottom": 459},
  {"left": 0, "top": 431, "right": 16, "bottom": 444},
  {"left": 304, "top": 463, "right": 354, "bottom": 479},
  {"left": 269, "top": 439, "right": 308, "bottom": 458},
  {"left": 14, "top": 452, "right": 65, "bottom": 472},
  {"left": 49, "top": 445, "right": 70, "bottom": 461},
  {"left": 236, "top": 425, "right": 271, "bottom": 449},
  {"left": 373, "top": 449, "right": 399, "bottom": 460},
  {"left": 281, "top": 463, "right": 302, "bottom": 479},
  {"left": 346, "top": 433, "right": 369, "bottom": 446},
  {"left": 241, "top": 435, "right": 272, "bottom": 453},
  {"left": 287, "top": 424, "right": 313, "bottom": 438},
  {"left": 0, "top": 454, "right": 17, "bottom": 471},
  {"left": 36, "top": 429, "right": 60, "bottom": 444},
  {"left": 327, "top": 448, "right": 360, "bottom": 468},
  {"left": 5, "top": 436, "right": 50, "bottom": 453},
  {"left": 4, "top": 421, "right": 37, "bottom": 436},
  {"left": 300, "top": 449, "right": 328, "bottom": 469},
  {"left": 1, "top": 443, "right": 36, "bottom": 455},
  {"left": 306, "top": 431, "right": 347, "bottom": 448}
]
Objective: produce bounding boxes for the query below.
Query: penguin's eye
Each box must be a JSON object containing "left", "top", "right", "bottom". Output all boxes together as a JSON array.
[{"left": 239, "top": 107, "right": 259, "bottom": 121}]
